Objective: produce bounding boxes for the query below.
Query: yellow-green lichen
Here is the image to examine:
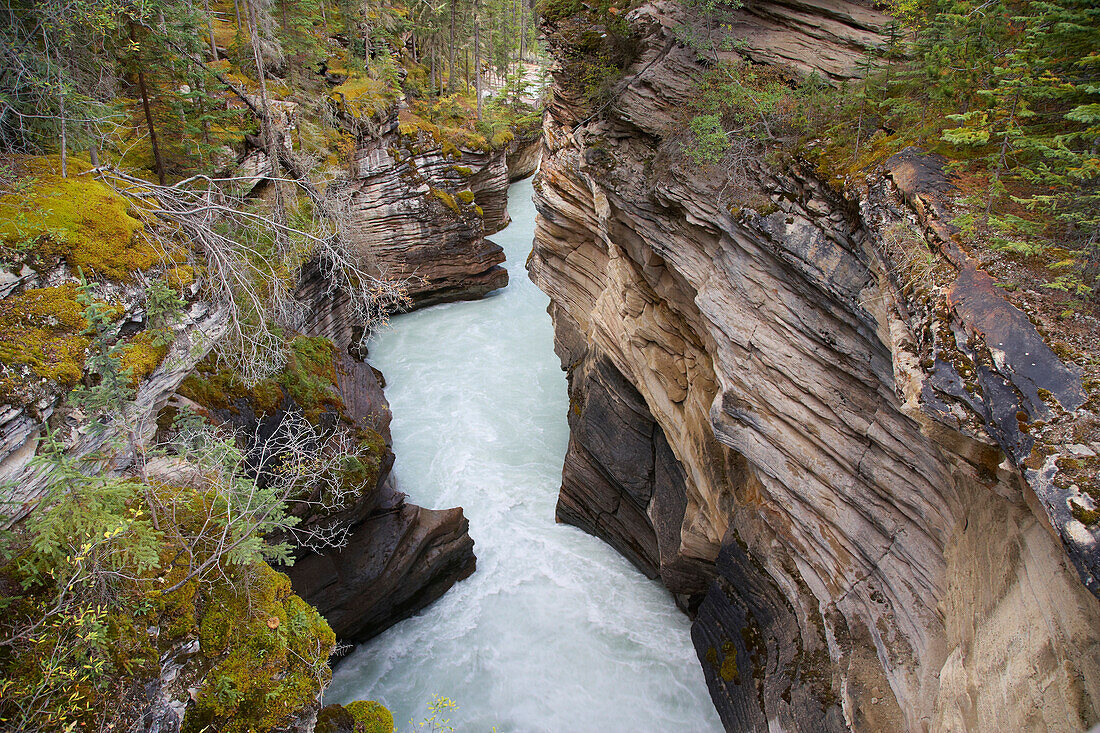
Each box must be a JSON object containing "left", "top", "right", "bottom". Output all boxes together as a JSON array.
[
  {"left": 166, "top": 265, "right": 195, "bottom": 291},
  {"left": 118, "top": 329, "right": 170, "bottom": 387},
  {"left": 440, "top": 140, "right": 462, "bottom": 160},
  {"left": 1070, "top": 501, "right": 1100, "bottom": 527},
  {"left": 0, "top": 158, "right": 160, "bottom": 281},
  {"left": 430, "top": 187, "right": 461, "bottom": 214},
  {"left": 0, "top": 283, "right": 89, "bottom": 404},
  {"left": 456, "top": 189, "right": 476, "bottom": 205},
  {"left": 719, "top": 640, "right": 739, "bottom": 683}
]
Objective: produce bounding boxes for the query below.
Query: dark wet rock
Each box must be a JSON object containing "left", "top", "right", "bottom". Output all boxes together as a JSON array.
[
  {"left": 557, "top": 351, "right": 662, "bottom": 578},
  {"left": 693, "top": 529, "right": 853, "bottom": 733},
  {"left": 287, "top": 495, "right": 476, "bottom": 641}
]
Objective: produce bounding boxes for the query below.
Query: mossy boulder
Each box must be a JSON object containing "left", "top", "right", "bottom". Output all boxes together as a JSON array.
[
  {"left": 183, "top": 563, "right": 336, "bottom": 733},
  {"left": 345, "top": 700, "right": 394, "bottom": 733},
  {"left": 0, "top": 157, "right": 162, "bottom": 281},
  {"left": 316, "top": 701, "right": 394, "bottom": 733}
]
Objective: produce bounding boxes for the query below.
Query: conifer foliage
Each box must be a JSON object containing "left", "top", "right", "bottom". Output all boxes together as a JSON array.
[{"left": 893, "top": 0, "right": 1100, "bottom": 290}]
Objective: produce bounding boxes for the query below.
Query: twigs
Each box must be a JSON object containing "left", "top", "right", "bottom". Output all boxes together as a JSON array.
[
  {"left": 153, "top": 413, "right": 369, "bottom": 595},
  {"left": 95, "top": 165, "right": 409, "bottom": 384}
]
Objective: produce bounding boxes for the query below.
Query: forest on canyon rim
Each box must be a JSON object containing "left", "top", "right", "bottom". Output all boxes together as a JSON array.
[{"left": 0, "top": 0, "right": 1098, "bottom": 728}]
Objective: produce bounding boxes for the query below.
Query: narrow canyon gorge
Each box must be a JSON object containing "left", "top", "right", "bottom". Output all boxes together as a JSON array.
[{"left": 2, "top": 0, "right": 1098, "bottom": 728}]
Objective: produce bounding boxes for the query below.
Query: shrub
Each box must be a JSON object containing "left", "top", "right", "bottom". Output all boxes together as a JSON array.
[{"left": 685, "top": 114, "right": 730, "bottom": 165}]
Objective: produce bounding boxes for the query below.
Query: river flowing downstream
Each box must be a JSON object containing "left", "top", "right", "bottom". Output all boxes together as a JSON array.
[{"left": 326, "top": 177, "right": 721, "bottom": 732}]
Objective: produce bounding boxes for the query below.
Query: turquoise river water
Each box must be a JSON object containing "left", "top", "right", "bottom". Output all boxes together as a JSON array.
[{"left": 325, "top": 177, "right": 722, "bottom": 732}]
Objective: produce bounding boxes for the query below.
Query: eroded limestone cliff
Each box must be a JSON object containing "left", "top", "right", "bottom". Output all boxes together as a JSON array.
[
  {"left": 300, "top": 99, "right": 541, "bottom": 326},
  {"left": 528, "top": 1, "right": 1100, "bottom": 730}
]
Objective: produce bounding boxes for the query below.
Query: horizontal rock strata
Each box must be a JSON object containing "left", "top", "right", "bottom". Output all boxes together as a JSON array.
[{"left": 335, "top": 107, "right": 511, "bottom": 311}]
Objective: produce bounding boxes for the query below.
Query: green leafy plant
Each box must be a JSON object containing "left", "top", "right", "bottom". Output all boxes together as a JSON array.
[{"left": 685, "top": 114, "right": 730, "bottom": 165}]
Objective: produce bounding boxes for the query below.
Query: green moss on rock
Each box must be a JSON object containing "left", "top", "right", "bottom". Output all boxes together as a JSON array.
[
  {"left": 1071, "top": 502, "right": 1100, "bottom": 527},
  {"left": 0, "top": 157, "right": 160, "bottom": 281},
  {"left": 0, "top": 283, "right": 89, "bottom": 404},
  {"left": 118, "top": 329, "right": 170, "bottom": 387},
  {"left": 184, "top": 563, "right": 336, "bottom": 733},
  {"left": 719, "top": 640, "right": 739, "bottom": 683},
  {"left": 490, "top": 128, "right": 515, "bottom": 148},
  {"left": 345, "top": 700, "right": 394, "bottom": 733},
  {"left": 316, "top": 704, "right": 357, "bottom": 733},
  {"left": 178, "top": 335, "right": 343, "bottom": 423},
  {"left": 430, "top": 187, "right": 461, "bottom": 214}
]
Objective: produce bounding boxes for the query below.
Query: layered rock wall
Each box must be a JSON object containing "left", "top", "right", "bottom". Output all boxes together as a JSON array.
[
  {"left": 529, "top": 2, "right": 1100, "bottom": 730},
  {"left": 313, "top": 107, "right": 511, "bottom": 316}
]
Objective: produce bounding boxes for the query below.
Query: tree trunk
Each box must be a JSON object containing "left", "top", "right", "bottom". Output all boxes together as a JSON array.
[
  {"left": 430, "top": 38, "right": 437, "bottom": 94},
  {"left": 130, "top": 24, "right": 166, "bottom": 185},
  {"left": 244, "top": 0, "right": 276, "bottom": 177},
  {"left": 447, "top": 0, "right": 456, "bottom": 91},
  {"left": 362, "top": 0, "right": 371, "bottom": 71},
  {"left": 88, "top": 124, "right": 99, "bottom": 167},
  {"left": 986, "top": 88, "right": 1021, "bottom": 220},
  {"left": 58, "top": 60, "right": 67, "bottom": 178},
  {"left": 205, "top": 0, "right": 219, "bottom": 60},
  {"left": 474, "top": 0, "right": 482, "bottom": 120}
]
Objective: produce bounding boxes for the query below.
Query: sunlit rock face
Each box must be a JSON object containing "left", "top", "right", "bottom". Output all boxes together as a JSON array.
[{"left": 529, "top": 1, "right": 1100, "bottom": 730}]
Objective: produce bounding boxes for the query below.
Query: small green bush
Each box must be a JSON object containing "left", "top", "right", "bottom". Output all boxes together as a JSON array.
[{"left": 685, "top": 114, "right": 730, "bottom": 165}]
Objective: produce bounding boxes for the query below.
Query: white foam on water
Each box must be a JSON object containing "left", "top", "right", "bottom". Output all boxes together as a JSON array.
[{"left": 325, "top": 177, "right": 722, "bottom": 733}]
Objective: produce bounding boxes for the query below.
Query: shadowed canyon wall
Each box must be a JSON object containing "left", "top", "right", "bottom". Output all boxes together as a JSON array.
[{"left": 528, "top": 1, "right": 1100, "bottom": 730}]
